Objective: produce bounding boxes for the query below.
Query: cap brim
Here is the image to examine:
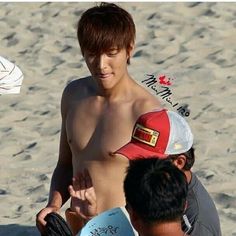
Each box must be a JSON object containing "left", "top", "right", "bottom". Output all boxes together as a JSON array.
[{"left": 115, "top": 142, "right": 168, "bottom": 160}]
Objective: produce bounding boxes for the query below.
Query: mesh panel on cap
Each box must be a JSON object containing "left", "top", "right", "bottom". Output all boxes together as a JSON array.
[{"left": 165, "top": 111, "right": 193, "bottom": 155}]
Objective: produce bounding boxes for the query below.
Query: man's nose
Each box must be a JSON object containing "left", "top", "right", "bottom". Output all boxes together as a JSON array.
[{"left": 97, "top": 54, "right": 107, "bottom": 70}]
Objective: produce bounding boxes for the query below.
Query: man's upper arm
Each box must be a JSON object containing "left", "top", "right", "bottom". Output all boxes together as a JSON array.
[
  {"left": 57, "top": 78, "right": 88, "bottom": 166},
  {"left": 57, "top": 84, "right": 73, "bottom": 166}
]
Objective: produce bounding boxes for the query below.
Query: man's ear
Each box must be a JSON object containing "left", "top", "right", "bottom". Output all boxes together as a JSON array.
[
  {"left": 127, "top": 43, "right": 135, "bottom": 64},
  {"left": 127, "top": 43, "right": 135, "bottom": 57},
  {"left": 172, "top": 155, "right": 186, "bottom": 170}
]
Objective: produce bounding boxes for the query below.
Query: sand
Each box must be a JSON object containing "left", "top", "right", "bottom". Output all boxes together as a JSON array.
[{"left": 0, "top": 2, "right": 235, "bottom": 235}]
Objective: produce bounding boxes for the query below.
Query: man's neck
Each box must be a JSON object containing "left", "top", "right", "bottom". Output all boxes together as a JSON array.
[
  {"left": 139, "top": 221, "right": 186, "bottom": 236},
  {"left": 183, "top": 170, "right": 192, "bottom": 184},
  {"left": 97, "top": 75, "right": 136, "bottom": 102}
]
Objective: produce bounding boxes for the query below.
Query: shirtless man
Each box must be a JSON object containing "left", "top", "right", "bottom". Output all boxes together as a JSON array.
[{"left": 36, "top": 3, "right": 160, "bottom": 234}]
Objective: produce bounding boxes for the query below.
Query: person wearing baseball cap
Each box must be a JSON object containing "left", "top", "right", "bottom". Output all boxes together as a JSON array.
[{"left": 116, "top": 109, "right": 222, "bottom": 236}]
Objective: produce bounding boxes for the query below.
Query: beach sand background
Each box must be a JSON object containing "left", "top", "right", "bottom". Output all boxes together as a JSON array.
[{"left": 0, "top": 2, "right": 235, "bottom": 235}]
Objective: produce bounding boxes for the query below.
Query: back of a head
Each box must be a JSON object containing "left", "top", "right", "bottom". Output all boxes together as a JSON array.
[
  {"left": 124, "top": 158, "right": 188, "bottom": 224},
  {"left": 77, "top": 3, "right": 136, "bottom": 56}
]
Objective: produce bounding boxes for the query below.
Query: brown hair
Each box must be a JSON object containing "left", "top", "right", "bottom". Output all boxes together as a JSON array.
[{"left": 77, "top": 3, "right": 136, "bottom": 63}]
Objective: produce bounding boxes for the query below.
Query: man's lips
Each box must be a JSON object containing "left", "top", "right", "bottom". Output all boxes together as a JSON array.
[{"left": 97, "top": 73, "right": 113, "bottom": 79}]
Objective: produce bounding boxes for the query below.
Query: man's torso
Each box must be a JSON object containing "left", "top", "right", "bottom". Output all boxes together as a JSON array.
[{"left": 65, "top": 77, "right": 160, "bottom": 212}]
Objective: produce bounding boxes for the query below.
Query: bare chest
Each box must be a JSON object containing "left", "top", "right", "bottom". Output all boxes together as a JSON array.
[{"left": 66, "top": 100, "right": 136, "bottom": 160}]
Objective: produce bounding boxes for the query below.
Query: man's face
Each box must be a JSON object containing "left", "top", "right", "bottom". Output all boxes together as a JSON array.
[{"left": 83, "top": 47, "right": 131, "bottom": 90}]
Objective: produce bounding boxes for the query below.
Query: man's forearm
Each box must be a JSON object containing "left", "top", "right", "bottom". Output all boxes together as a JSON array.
[{"left": 47, "top": 164, "right": 73, "bottom": 209}]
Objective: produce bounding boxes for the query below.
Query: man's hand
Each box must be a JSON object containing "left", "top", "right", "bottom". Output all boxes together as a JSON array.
[
  {"left": 36, "top": 206, "right": 59, "bottom": 235},
  {"left": 68, "top": 169, "right": 97, "bottom": 221}
]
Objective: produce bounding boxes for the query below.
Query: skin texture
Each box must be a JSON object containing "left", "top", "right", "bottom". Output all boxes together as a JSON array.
[{"left": 36, "top": 45, "right": 161, "bottom": 234}]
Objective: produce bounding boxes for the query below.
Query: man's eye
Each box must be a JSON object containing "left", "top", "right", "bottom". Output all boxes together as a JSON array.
[{"left": 107, "top": 51, "right": 118, "bottom": 56}]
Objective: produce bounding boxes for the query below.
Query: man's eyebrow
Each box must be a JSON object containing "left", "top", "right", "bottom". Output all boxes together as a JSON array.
[{"left": 106, "top": 48, "right": 119, "bottom": 52}]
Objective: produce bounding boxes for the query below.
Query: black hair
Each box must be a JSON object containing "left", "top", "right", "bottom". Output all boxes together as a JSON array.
[{"left": 124, "top": 158, "right": 188, "bottom": 224}]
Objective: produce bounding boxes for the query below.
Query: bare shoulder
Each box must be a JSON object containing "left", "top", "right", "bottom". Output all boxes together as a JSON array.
[
  {"left": 62, "top": 76, "right": 95, "bottom": 100},
  {"left": 132, "top": 82, "right": 161, "bottom": 116},
  {"left": 61, "top": 76, "right": 96, "bottom": 116}
]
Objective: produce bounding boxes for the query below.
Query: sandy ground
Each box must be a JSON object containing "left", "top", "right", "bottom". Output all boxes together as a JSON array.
[{"left": 0, "top": 2, "right": 235, "bottom": 235}]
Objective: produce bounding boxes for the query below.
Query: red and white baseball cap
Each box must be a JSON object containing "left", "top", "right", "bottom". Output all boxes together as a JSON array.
[{"left": 115, "top": 109, "right": 193, "bottom": 160}]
